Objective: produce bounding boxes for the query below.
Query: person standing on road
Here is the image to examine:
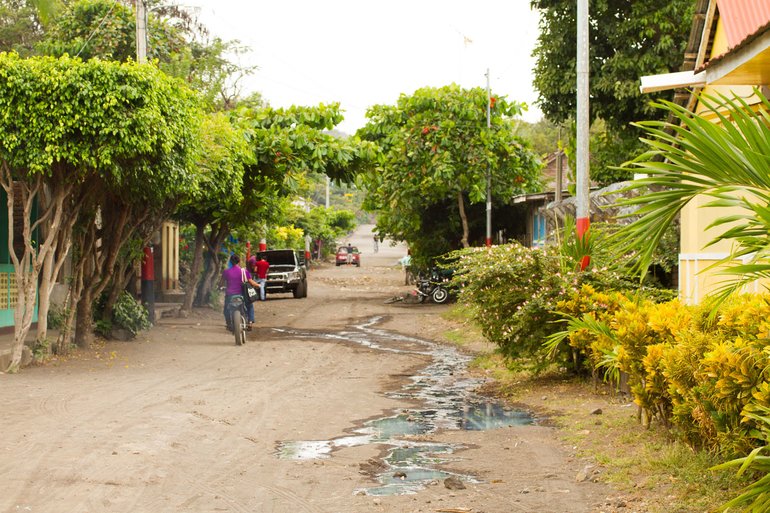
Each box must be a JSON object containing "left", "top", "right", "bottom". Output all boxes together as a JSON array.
[
  {"left": 252, "top": 254, "right": 270, "bottom": 301},
  {"left": 372, "top": 235, "right": 378, "bottom": 253}
]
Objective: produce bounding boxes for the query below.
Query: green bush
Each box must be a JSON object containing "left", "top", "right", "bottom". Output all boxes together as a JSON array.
[
  {"left": 449, "top": 243, "right": 564, "bottom": 366},
  {"left": 449, "top": 239, "right": 673, "bottom": 370},
  {"left": 94, "top": 319, "right": 112, "bottom": 338},
  {"left": 551, "top": 291, "right": 770, "bottom": 456},
  {"left": 47, "top": 304, "right": 69, "bottom": 330},
  {"left": 113, "top": 291, "right": 151, "bottom": 335}
]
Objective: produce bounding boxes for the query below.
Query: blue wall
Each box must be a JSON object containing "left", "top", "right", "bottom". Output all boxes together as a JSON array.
[{"left": 0, "top": 188, "right": 39, "bottom": 328}]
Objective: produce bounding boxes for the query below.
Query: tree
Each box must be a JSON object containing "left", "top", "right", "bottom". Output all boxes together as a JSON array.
[
  {"left": 610, "top": 92, "right": 770, "bottom": 303},
  {"left": 517, "top": 118, "right": 564, "bottom": 158},
  {"left": 0, "top": 54, "right": 199, "bottom": 369},
  {"left": 37, "top": 0, "right": 253, "bottom": 112},
  {"left": 357, "top": 84, "right": 542, "bottom": 262},
  {"left": 174, "top": 111, "right": 250, "bottom": 312},
  {"left": 531, "top": 0, "right": 693, "bottom": 183},
  {"left": 0, "top": 0, "right": 46, "bottom": 56},
  {"left": 175, "top": 102, "right": 376, "bottom": 310},
  {"left": 37, "top": 0, "right": 193, "bottom": 62}
]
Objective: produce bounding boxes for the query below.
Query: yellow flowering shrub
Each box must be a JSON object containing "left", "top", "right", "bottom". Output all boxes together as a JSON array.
[{"left": 552, "top": 291, "right": 770, "bottom": 453}]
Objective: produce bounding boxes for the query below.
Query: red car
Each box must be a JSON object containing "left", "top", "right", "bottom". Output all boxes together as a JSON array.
[{"left": 335, "top": 245, "right": 360, "bottom": 267}]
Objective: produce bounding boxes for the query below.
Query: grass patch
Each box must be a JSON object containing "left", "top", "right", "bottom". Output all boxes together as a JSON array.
[
  {"left": 439, "top": 304, "right": 493, "bottom": 351},
  {"left": 470, "top": 348, "right": 745, "bottom": 512}
]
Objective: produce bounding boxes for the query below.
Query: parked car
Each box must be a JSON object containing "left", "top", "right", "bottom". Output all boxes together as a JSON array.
[
  {"left": 256, "top": 249, "right": 307, "bottom": 298},
  {"left": 335, "top": 245, "right": 360, "bottom": 267}
]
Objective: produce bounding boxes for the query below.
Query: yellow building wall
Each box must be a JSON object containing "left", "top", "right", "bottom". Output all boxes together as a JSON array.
[{"left": 679, "top": 16, "right": 767, "bottom": 304}]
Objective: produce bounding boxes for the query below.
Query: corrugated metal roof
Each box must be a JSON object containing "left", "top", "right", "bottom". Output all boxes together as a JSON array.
[{"left": 717, "top": 0, "right": 770, "bottom": 49}]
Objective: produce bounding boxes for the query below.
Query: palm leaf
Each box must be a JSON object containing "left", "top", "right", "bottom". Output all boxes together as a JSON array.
[{"left": 609, "top": 89, "right": 770, "bottom": 303}]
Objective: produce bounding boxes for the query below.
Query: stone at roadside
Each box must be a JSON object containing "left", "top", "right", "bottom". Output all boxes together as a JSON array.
[
  {"left": 444, "top": 476, "right": 466, "bottom": 490},
  {"left": 590, "top": 408, "right": 603, "bottom": 415},
  {"left": 359, "top": 458, "right": 388, "bottom": 475},
  {"left": 576, "top": 465, "right": 595, "bottom": 482}
]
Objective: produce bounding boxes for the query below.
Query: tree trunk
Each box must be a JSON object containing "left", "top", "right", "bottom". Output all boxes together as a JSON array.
[
  {"left": 0, "top": 167, "right": 65, "bottom": 372},
  {"left": 457, "top": 190, "right": 470, "bottom": 248},
  {"left": 196, "top": 223, "right": 228, "bottom": 307},
  {"left": 181, "top": 222, "right": 205, "bottom": 313},
  {"left": 74, "top": 286, "right": 95, "bottom": 348},
  {"left": 56, "top": 249, "right": 85, "bottom": 354},
  {"left": 35, "top": 183, "right": 79, "bottom": 352},
  {"left": 36, "top": 248, "right": 54, "bottom": 348}
]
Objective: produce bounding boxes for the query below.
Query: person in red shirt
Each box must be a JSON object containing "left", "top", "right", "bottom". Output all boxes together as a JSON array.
[{"left": 249, "top": 255, "right": 270, "bottom": 301}]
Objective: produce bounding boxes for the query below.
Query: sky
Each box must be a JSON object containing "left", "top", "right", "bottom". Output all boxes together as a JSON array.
[{"left": 181, "top": 0, "right": 543, "bottom": 134}]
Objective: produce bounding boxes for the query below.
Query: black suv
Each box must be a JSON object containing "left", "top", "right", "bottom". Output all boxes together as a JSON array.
[{"left": 256, "top": 249, "right": 308, "bottom": 298}]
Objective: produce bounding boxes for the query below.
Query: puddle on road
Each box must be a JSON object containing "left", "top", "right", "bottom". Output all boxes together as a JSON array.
[{"left": 271, "top": 317, "right": 535, "bottom": 496}]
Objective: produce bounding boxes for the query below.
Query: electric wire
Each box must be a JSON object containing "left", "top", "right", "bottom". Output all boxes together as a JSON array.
[{"left": 75, "top": 0, "right": 119, "bottom": 58}]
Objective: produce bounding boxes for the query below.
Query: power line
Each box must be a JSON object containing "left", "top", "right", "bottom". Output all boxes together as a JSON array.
[{"left": 75, "top": 0, "right": 119, "bottom": 58}]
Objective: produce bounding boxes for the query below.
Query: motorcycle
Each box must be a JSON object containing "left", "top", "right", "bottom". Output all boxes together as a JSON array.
[
  {"left": 414, "top": 268, "right": 451, "bottom": 304},
  {"left": 226, "top": 294, "right": 248, "bottom": 346}
]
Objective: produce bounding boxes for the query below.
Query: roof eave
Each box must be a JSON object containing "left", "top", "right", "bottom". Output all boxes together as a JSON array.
[
  {"left": 706, "top": 30, "right": 770, "bottom": 85},
  {"left": 639, "top": 70, "right": 707, "bottom": 93}
]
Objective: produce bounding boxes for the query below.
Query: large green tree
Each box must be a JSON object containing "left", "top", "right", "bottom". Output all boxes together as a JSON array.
[
  {"left": 0, "top": 54, "right": 199, "bottom": 370},
  {"left": 174, "top": 111, "right": 251, "bottom": 312},
  {"left": 35, "top": 0, "right": 253, "bottom": 112},
  {"left": 531, "top": 0, "right": 693, "bottom": 185},
  {"left": 357, "top": 84, "right": 542, "bottom": 262}
]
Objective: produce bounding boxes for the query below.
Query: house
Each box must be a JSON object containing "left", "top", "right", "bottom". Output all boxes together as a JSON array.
[
  {"left": 507, "top": 151, "right": 567, "bottom": 248},
  {"left": 0, "top": 185, "right": 38, "bottom": 333},
  {"left": 640, "top": 0, "right": 770, "bottom": 304}
]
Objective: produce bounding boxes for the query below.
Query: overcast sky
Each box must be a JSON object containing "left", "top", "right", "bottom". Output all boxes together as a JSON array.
[{"left": 181, "top": 1, "right": 543, "bottom": 134}]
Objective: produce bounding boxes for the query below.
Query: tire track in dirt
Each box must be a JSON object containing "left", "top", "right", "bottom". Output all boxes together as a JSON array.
[{"left": 1, "top": 341, "right": 235, "bottom": 511}]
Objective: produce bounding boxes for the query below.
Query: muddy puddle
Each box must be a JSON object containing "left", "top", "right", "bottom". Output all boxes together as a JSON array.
[{"left": 270, "top": 317, "right": 535, "bottom": 496}]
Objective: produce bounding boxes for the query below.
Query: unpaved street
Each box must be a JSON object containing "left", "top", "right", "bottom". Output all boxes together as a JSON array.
[{"left": 1, "top": 225, "right": 612, "bottom": 513}]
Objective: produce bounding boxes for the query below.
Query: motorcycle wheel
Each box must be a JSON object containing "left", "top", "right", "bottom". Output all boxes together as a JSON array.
[
  {"left": 431, "top": 286, "right": 449, "bottom": 304},
  {"left": 233, "top": 309, "right": 245, "bottom": 346}
]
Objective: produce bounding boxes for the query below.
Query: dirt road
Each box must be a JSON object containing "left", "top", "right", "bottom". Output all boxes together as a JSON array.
[{"left": 1, "top": 225, "right": 613, "bottom": 513}]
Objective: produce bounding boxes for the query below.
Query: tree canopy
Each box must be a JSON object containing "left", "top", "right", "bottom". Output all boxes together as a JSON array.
[
  {"left": 357, "top": 84, "right": 542, "bottom": 262},
  {"left": 531, "top": 0, "right": 693, "bottom": 184},
  {"left": 0, "top": 53, "right": 200, "bottom": 368}
]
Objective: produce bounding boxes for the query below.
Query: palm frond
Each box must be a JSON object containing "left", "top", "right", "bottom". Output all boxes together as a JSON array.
[{"left": 609, "top": 89, "right": 770, "bottom": 302}]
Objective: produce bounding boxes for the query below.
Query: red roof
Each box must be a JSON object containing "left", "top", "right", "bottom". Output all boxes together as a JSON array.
[{"left": 717, "top": 0, "right": 770, "bottom": 49}]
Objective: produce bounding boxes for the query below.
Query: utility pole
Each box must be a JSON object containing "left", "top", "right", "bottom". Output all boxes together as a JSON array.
[
  {"left": 555, "top": 127, "right": 563, "bottom": 203},
  {"left": 135, "top": 0, "right": 147, "bottom": 63},
  {"left": 485, "top": 68, "right": 492, "bottom": 248},
  {"left": 576, "top": 0, "right": 590, "bottom": 269}
]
